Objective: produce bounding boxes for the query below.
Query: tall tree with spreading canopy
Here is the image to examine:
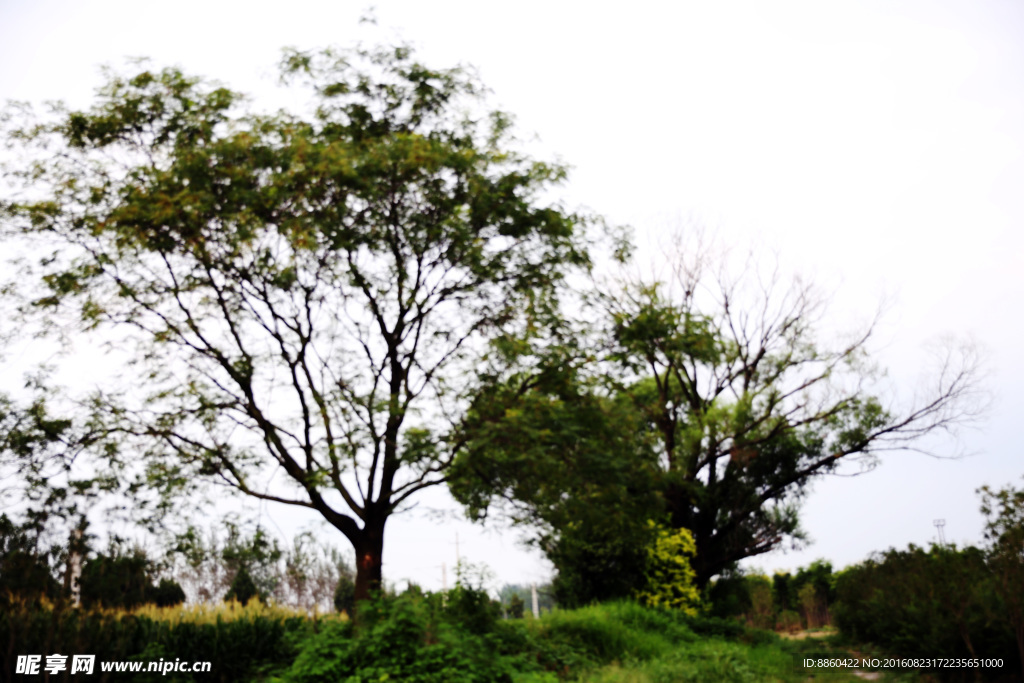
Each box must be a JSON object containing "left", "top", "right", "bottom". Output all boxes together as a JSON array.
[
  {"left": 452, "top": 237, "right": 983, "bottom": 590},
  {"left": 0, "top": 45, "right": 590, "bottom": 601}
]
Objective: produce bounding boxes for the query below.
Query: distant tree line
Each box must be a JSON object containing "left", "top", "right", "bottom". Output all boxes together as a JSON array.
[
  {"left": 707, "top": 559, "right": 836, "bottom": 633},
  {"left": 0, "top": 514, "right": 354, "bottom": 613}
]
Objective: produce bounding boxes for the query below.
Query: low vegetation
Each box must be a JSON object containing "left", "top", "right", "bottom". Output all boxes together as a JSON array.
[
  {"left": 0, "top": 591, "right": 898, "bottom": 682},
  {"left": 0, "top": 599, "right": 323, "bottom": 681}
]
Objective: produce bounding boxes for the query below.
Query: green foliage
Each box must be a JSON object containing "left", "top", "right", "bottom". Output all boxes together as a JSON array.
[
  {"left": 499, "top": 582, "right": 555, "bottom": 615},
  {"left": 224, "top": 566, "right": 261, "bottom": 605},
  {"left": 507, "top": 593, "right": 525, "bottom": 618},
  {"left": 771, "top": 572, "right": 793, "bottom": 613},
  {"left": 450, "top": 363, "right": 663, "bottom": 606},
  {"left": 284, "top": 592, "right": 770, "bottom": 683},
  {"left": 517, "top": 601, "right": 780, "bottom": 681},
  {"left": 979, "top": 480, "right": 1024, "bottom": 675},
  {"left": 704, "top": 561, "right": 837, "bottom": 633},
  {"left": 744, "top": 575, "right": 774, "bottom": 630},
  {"left": 705, "top": 568, "right": 751, "bottom": 620},
  {"left": 0, "top": 592, "right": 815, "bottom": 682},
  {"left": 549, "top": 519, "right": 654, "bottom": 608},
  {"left": 80, "top": 545, "right": 188, "bottom": 609},
  {"left": 333, "top": 573, "right": 355, "bottom": 615},
  {"left": 167, "top": 523, "right": 351, "bottom": 610},
  {"left": 455, "top": 240, "right": 979, "bottom": 593},
  {"left": 793, "top": 559, "right": 836, "bottom": 606},
  {"left": 281, "top": 590, "right": 516, "bottom": 683},
  {"left": 0, "top": 602, "right": 313, "bottom": 682},
  {"left": 0, "top": 391, "right": 122, "bottom": 579},
  {"left": 0, "top": 513, "right": 63, "bottom": 603},
  {"left": 776, "top": 609, "right": 801, "bottom": 633},
  {"left": 536, "top": 601, "right": 695, "bottom": 667},
  {"left": 445, "top": 583, "right": 503, "bottom": 634},
  {"left": 635, "top": 523, "right": 700, "bottom": 614},
  {"left": 79, "top": 547, "right": 153, "bottom": 609},
  {"left": 219, "top": 523, "right": 281, "bottom": 599},
  {"left": 2, "top": 41, "right": 591, "bottom": 604},
  {"left": 833, "top": 543, "right": 1015, "bottom": 671},
  {"left": 148, "top": 578, "right": 186, "bottom": 607}
]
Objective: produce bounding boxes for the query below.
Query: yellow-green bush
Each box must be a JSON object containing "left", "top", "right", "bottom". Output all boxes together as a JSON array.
[{"left": 634, "top": 523, "right": 700, "bottom": 614}]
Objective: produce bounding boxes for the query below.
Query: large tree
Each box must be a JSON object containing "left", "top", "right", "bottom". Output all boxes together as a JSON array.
[
  {"left": 0, "top": 45, "right": 590, "bottom": 601},
  {"left": 452, "top": 241, "right": 983, "bottom": 590}
]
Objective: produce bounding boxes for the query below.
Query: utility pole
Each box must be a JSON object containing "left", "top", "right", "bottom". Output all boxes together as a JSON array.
[{"left": 531, "top": 583, "right": 539, "bottom": 618}]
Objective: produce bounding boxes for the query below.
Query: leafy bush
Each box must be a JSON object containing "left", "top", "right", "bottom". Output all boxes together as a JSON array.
[
  {"left": 281, "top": 590, "right": 516, "bottom": 683},
  {"left": 0, "top": 514, "right": 62, "bottom": 604},
  {"left": 224, "top": 566, "right": 261, "bottom": 605},
  {"left": 548, "top": 520, "right": 652, "bottom": 608},
  {"left": 634, "top": 523, "right": 700, "bottom": 614},
  {"left": 79, "top": 546, "right": 185, "bottom": 609},
  {"left": 148, "top": 578, "right": 186, "bottom": 607},
  {"left": 745, "top": 575, "right": 773, "bottom": 629},
  {"left": 80, "top": 548, "right": 154, "bottom": 609},
  {"left": 704, "top": 569, "right": 750, "bottom": 619},
  {"left": 507, "top": 593, "right": 525, "bottom": 618},
  {"left": 777, "top": 609, "right": 801, "bottom": 633},
  {"left": 333, "top": 573, "right": 355, "bottom": 615},
  {"left": 445, "top": 583, "right": 502, "bottom": 633}
]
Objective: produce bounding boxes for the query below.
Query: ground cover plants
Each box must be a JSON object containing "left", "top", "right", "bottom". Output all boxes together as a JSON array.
[
  {"left": 0, "top": 599, "right": 324, "bottom": 682},
  {"left": 274, "top": 591, "right": 919, "bottom": 683},
  {"left": 3, "top": 586, "right": 919, "bottom": 683}
]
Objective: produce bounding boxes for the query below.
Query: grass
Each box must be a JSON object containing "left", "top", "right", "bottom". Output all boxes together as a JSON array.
[
  {"left": 508, "top": 603, "right": 924, "bottom": 682},
  {"left": 130, "top": 598, "right": 344, "bottom": 625},
  {"left": 2, "top": 596, "right": 930, "bottom": 682}
]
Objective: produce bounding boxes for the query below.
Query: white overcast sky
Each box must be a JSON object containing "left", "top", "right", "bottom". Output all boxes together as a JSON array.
[{"left": 2, "top": 0, "right": 1023, "bottom": 591}]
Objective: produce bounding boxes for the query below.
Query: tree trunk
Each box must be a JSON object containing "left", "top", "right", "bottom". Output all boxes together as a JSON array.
[
  {"left": 1016, "top": 623, "right": 1023, "bottom": 683},
  {"left": 353, "top": 523, "right": 385, "bottom": 606}
]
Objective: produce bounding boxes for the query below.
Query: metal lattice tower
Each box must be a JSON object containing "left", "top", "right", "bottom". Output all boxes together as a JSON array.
[{"left": 933, "top": 519, "right": 947, "bottom": 545}]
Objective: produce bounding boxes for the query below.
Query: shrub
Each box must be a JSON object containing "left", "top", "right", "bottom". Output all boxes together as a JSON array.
[
  {"left": 147, "top": 578, "right": 186, "bottom": 607},
  {"left": 548, "top": 521, "right": 651, "bottom": 608},
  {"left": 281, "top": 590, "right": 516, "bottom": 683},
  {"left": 80, "top": 548, "right": 154, "bottom": 609},
  {"left": 507, "top": 593, "right": 525, "bottom": 618},
  {"left": 224, "top": 566, "right": 261, "bottom": 605},
  {"left": 745, "top": 575, "right": 773, "bottom": 630},
  {"left": 333, "top": 573, "right": 355, "bottom": 616},
  {"left": 704, "top": 569, "right": 750, "bottom": 619},
  {"left": 445, "top": 583, "right": 502, "bottom": 633},
  {"left": 777, "top": 609, "right": 801, "bottom": 633},
  {"left": 634, "top": 523, "right": 701, "bottom": 614}
]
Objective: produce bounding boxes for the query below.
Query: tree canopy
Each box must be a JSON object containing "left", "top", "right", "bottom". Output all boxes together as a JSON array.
[
  {"left": 451, "top": 241, "right": 983, "bottom": 591},
  {"left": 1, "top": 44, "right": 591, "bottom": 601}
]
